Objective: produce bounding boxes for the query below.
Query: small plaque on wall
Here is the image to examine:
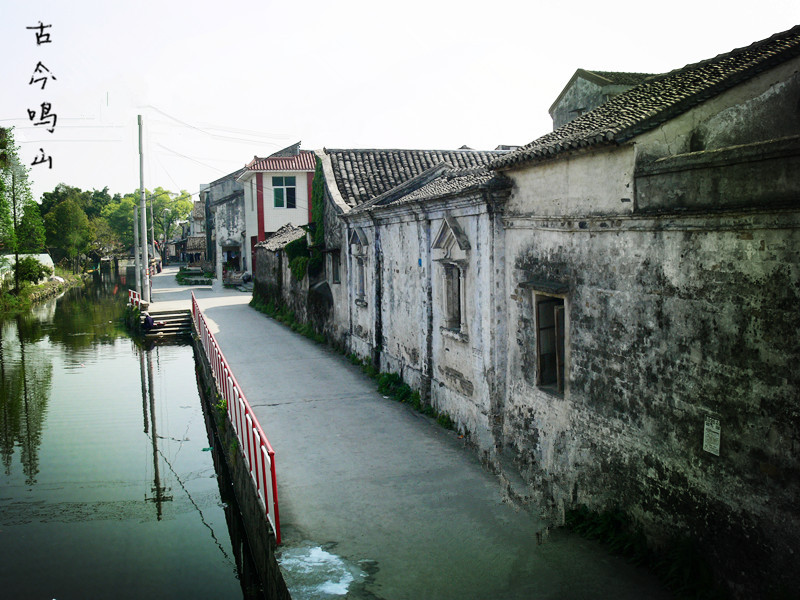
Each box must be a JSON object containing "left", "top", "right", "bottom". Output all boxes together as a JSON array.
[{"left": 703, "top": 416, "right": 721, "bottom": 456}]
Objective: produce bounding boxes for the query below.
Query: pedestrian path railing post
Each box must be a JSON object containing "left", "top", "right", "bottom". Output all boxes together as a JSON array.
[
  {"left": 128, "top": 289, "right": 141, "bottom": 308},
  {"left": 190, "top": 292, "right": 281, "bottom": 544}
]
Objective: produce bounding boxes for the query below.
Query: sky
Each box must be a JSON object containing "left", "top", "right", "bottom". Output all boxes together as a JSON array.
[{"left": 2, "top": 0, "right": 798, "bottom": 203}]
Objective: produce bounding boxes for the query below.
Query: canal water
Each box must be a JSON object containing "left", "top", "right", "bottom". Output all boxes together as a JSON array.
[{"left": 0, "top": 274, "right": 263, "bottom": 599}]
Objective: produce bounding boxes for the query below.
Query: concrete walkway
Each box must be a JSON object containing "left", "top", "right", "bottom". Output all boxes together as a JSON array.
[{"left": 148, "top": 266, "right": 670, "bottom": 600}]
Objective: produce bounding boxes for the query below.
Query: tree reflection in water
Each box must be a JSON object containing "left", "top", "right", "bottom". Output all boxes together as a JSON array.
[{"left": 0, "top": 270, "right": 126, "bottom": 484}]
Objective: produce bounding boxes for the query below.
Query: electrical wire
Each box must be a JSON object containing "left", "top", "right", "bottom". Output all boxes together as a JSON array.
[{"left": 141, "top": 105, "right": 291, "bottom": 144}]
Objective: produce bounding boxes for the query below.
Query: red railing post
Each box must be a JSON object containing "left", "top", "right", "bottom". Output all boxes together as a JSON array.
[{"left": 192, "top": 297, "right": 281, "bottom": 544}]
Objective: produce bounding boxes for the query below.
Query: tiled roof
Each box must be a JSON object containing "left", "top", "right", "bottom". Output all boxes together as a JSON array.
[
  {"left": 347, "top": 164, "right": 511, "bottom": 215},
  {"left": 493, "top": 25, "right": 800, "bottom": 170},
  {"left": 187, "top": 235, "right": 206, "bottom": 251},
  {"left": 245, "top": 143, "right": 316, "bottom": 172},
  {"left": 399, "top": 168, "right": 505, "bottom": 203},
  {"left": 325, "top": 148, "right": 508, "bottom": 207},
  {"left": 586, "top": 70, "right": 657, "bottom": 86},
  {"left": 191, "top": 202, "right": 205, "bottom": 220},
  {"left": 257, "top": 223, "right": 305, "bottom": 251},
  {"left": 246, "top": 151, "right": 316, "bottom": 172}
]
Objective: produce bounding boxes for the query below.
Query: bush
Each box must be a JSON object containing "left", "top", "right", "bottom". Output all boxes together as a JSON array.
[
  {"left": 14, "top": 256, "right": 53, "bottom": 284},
  {"left": 289, "top": 256, "right": 309, "bottom": 281}
]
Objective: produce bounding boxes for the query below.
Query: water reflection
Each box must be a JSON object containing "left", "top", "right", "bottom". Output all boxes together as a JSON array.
[
  {"left": 0, "top": 273, "right": 265, "bottom": 599},
  {"left": 141, "top": 345, "right": 173, "bottom": 520},
  {"left": 46, "top": 271, "right": 129, "bottom": 352},
  {"left": 0, "top": 316, "right": 52, "bottom": 484},
  {"left": 0, "top": 272, "right": 124, "bottom": 484}
]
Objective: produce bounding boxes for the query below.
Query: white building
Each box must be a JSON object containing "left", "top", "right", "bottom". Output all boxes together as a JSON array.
[{"left": 237, "top": 142, "right": 316, "bottom": 274}]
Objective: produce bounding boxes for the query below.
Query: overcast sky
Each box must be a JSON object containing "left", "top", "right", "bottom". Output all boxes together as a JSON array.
[{"left": 2, "top": 0, "right": 798, "bottom": 202}]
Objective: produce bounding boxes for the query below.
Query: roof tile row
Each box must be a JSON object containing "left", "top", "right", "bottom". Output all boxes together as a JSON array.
[
  {"left": 492, "top": 25, "right": 800, "bottom": 170},
  {"left": 325, "top": 149, "right": 507, "bottom": 207}
]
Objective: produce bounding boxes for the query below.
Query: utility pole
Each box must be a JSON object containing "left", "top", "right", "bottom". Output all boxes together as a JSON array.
[
  {"left": 139, "top": 115, "right": 150, "bottom": 304},
  {"left": 134, "top": 205, "right": 142, "bottom": 296}
]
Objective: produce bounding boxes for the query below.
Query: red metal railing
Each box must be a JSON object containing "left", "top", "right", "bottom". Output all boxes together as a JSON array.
[
  {"left": 128, "top": 289, "right": 141, "bottom": 307},
  {"left": 190, "top": 292, "right": 281, "bottom": 544}
]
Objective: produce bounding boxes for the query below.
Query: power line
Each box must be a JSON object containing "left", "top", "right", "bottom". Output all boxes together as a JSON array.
[
  {"left": 155, "top": 142, "right": 229, "bottom": 174},
  {"left": 141, "top": 105, "right": 292, "bottom": 144}
]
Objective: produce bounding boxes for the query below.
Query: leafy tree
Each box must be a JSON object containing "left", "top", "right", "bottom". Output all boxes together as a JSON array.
[
  {"left": 0, "top": 191, "right": 12, "bottom": 252},
  {"left": 101, "top": 194, "right": 137, "bottom": 249},
  {"left": 86, "top": 187, "right": 114, "bottom": 219},
  {"left": 146, "top": 188, "right": 193, "bottom": 262},
  {"left": 13, "top": 256, "right": 52, "bottom": 284},
  {"left": 17, "top": 202, "right": 46, "bottom": 253},
  {"left": 0, "top": 127, "right": 39, "bottom": 292},
  {"left": 44, "top": 199, "right": 90, "bottom": 271},
  {"left": 0, "top": 127, "right": 10, "bottom": 169},
  {"left": 88, "top": 216, "right": 118, "bottom": 255},
  {"left": 41, "top": 184, "right": 113, "bottom": 221}
]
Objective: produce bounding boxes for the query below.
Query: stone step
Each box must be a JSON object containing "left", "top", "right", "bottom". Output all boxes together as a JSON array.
[{"left": 140, "top": 309, "right": 192, "bottom": 338}]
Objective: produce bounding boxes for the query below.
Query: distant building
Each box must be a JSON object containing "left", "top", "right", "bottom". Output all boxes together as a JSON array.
[{"left": 203, "top": 168, "right": 245, "bottom": 271}]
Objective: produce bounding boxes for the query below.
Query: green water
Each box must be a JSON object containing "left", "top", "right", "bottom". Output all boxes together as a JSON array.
[{"left": 0, "top": 273, "right": 262, "bottom": 599}]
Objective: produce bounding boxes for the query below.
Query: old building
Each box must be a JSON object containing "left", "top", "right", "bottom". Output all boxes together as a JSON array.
[
  {"left": 203, "top": 168, "right": 245, "bottom": 272},
  {"left": 315, "top": 148, "right": 508, "bottom": 358},
  {"left": 184, "top": 200, "right": 207, "bottom": 264},
  {"left": 491, "top": 25, "right": 800, "bottom": 596},
  {"left": 337, "top": 163, "right": 512, "bottom": 450}
]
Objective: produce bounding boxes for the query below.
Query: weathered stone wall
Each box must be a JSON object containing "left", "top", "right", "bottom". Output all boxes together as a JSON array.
[
  {"left": 635, "top": 58, "right": 800, "bottom": 161},
  {"left": 502, "top": 209, "right": 800, "bottom": 594},
  {"left": 322, "top": 187, "right": 350, "bottom": 348},
  {"left": 427, "top": 203, "right": 503, "bottom": 453},
  {"left": 253, "top": 245, "right": 309, "bottom": 322},
  {"left": 506, "top": 145, "right": 636, "bottom": 217},
  {"left": 374, "top": 211, "right": 429, "bottom": 390},
  {"left": 253, "top": 245, "right": 282, "bottom": 305},
  {"left": 212, "top": 194, "right": 246, "bottom": 269},
  {"left": 345, "top": 194, "right": 509, "bottom": 455},
  {"left": 280, "top": 255, "right": 309, "bottom": 323},
  {"left": 343, "top": 218, "right": 378, "bottom": 363},
  {"left": 551, "top": 76, "right": 604, "bottom": 130},
  {"left": 500, "top": 61, "right": 800, "bottom": 595},
  {"left": 636, "top": 136, "right": 800, "bottom": 212}
]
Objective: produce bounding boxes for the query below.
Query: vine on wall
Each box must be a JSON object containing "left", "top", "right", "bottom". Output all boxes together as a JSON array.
[{"left": 284, "top": 159, "right": 325, "bottom": 282}]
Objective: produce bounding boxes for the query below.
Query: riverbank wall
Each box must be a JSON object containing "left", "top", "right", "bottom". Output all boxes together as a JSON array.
[{"left": 191, "top": 337, "right": 291, "bottom": 600}]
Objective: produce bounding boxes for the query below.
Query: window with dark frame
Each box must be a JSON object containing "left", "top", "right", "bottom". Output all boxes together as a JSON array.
[
  {"left": 330, "top": 250, "right": 341, "bottom": 284},
  {"left": 350, "top": 228, "right": 368, "bottom": 306},
  {"left": 443, "top": 263, "right": 462, "bottom": 331},
  {"left": 272, "top": 176, "right": 296, "bottom": 208},
  {"left": 356, "top": 257, "right": 365, "bottom": 299},
  {"left": 536, "top": 294, "right": 565, "bottom": 393}
]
